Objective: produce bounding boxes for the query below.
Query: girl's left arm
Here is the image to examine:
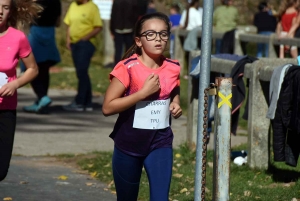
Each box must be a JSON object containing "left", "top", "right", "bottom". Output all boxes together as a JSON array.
[
  {"left": 18, "top": 52, "right": 38, "bottom": 88},
  {"left": 169, "top": 87, "right": 182, "bottom": 119},
  {"left": 0, "top": 52, "right": 38, "bottom": 97},
  {"left": 288, "top": 14, "right": 300, "bottom": 37}
]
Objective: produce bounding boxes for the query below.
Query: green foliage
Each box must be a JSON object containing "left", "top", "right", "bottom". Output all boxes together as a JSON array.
[{"left": 180, "top": 75, "right": 188, "bottom": 115}]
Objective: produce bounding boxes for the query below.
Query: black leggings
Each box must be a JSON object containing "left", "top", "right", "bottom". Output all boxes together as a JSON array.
[
  {"left": 30, "top": 61, "right": 54, "bottom": 100},
  {"left": 0, "top": 110, "right": 16, "bottom": 181}
]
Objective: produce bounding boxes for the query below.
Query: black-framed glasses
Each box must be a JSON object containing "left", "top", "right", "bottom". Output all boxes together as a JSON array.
[{"left": 140, "top": 30, "right": 170, "bottom": 41}]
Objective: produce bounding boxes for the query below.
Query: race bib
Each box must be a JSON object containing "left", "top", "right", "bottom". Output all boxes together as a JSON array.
[
  {"left": 0, "top": 72, "right": 8, "bottom": 88},
  {"left": 133, "top": 98, "right": 170, "bottom": 129}
]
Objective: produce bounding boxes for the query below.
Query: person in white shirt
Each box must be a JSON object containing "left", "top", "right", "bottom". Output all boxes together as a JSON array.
[
  {"left": 179, "top": 0, "right": 202, "bottom": 79},
  {"left": 179, "top": 0, "right": 202, "bottom": 30}
]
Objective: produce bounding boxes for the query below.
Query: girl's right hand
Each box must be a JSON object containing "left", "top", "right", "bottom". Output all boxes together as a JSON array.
[{"left": 141, "top": 73, "right": 160, "bottom": 98}]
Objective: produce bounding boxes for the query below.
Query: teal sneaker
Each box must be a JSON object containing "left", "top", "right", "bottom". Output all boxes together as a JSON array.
[
  {"left": 23, "top": 102, "right": 39, "bottom": 113},
  {"left": 37, "top": 96, "right": 52, "bottom": 114}
]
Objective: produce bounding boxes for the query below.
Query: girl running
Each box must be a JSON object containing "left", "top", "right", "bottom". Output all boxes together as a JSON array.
[
  {"left": 0, "top": 0, "right": 40, "bottom": 181},
  {"left": 102, "top": 12, "right": 182, "bottom": 201}
]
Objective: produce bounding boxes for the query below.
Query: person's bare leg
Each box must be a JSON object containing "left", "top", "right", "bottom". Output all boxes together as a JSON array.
[
  {"left": 290, "top": 47, "right": 298, "bottom": 58},
  {"left": 279, "top": 45, "right": 285, "bottom": 58}
]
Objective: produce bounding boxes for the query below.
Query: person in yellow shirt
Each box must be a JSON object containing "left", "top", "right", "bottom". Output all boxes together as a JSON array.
[{"left": 63, "top": 0, "right": 102, "bottom": 111}]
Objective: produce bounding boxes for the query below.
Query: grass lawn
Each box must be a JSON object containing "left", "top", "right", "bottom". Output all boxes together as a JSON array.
[{"left": 57, "top": 143, "right": 300, "bottom": 201}]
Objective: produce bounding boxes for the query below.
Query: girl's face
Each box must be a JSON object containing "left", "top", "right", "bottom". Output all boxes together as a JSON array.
[
  {"left": 0, "top": 0, "right": 11, "bottom": 27},
  {"left": 136, "top": 18, "right": 169, "bottom": 57}
]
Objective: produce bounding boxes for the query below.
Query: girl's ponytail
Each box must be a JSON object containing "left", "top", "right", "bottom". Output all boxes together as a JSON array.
[
  {"left": 122, "top": 44, "right": 141, "bottom": 60},
  {"left": 8, "top": 0, "right": 43, "bottom": 32}
]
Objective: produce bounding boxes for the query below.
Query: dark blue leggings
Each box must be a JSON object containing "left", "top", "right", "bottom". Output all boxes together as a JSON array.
[{"left": 112, "top": 146, "right": 173, "bottom": 201}]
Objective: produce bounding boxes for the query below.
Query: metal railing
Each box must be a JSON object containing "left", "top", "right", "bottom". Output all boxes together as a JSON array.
[
  {"left": 173, "top": 26, "right": 300, "bottom": 73},
  {"left": 187, "top": 51, "right": 297, "bottom": 169}
]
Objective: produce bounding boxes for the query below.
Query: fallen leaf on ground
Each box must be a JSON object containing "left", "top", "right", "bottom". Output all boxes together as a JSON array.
[
  {"left": 107, "top": 180, "right": 114, "bottom": 188},
  {"left": 3, "top": 197, "right": 12, "bottom": 201},
  {"left": 244, "top": 190, "right": 251, "bottom": 196},
  {"left": 175, "top": 154, "right": 181, "bottom": 158},
  {"left": 19, "top": 181, "right": 28, "bottom": 184},
  {"left": 173, "top": 173, "right": 183, "bottom": 178},
  {"left": 57, "top": 175, "right": 68, "bottom": 180},
  {"left": 90, "top": 171, "right": 98, "bottom": 178},
  {"left": 86, "top": 182, "right": 94, "bottom": 186},
  {"left": 87, "top": 164, "right": 94, "bottom": 168},
  {"left": 180, "top": 188, "right": 188, "bottom": 193}
]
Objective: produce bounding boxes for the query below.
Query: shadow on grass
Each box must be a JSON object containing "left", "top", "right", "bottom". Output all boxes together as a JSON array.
[{"left": 267, "top": 163, "right": 300, "bottom": 183}]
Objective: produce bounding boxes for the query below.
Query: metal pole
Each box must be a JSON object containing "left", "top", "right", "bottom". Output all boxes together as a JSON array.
[
  {"left": 194, "top": 0, "right": 214, "bottom": 200},
  {"left": 212, "top": 78, "right": 232, "bottom": 201}
]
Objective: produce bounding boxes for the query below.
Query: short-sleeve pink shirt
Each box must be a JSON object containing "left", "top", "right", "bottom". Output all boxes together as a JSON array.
[
  {"left": 0, "top": 27, "right": 31, "bottom": 110},
  {"left": 108, "top": 54, "right": 181, "bottom": 156},
  {"left": 110, "top": 54, "right": 180, "bottom": 100}
]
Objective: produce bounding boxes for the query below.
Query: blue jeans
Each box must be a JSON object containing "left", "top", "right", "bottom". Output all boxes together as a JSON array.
[
  {"left": 256, "top": 31, "right": 273, "bottom": 58},
  {"left": 70, "top": 40, "right": 95, "bottom": 106},
  {"left": 112, "top": 146, "right": 173, "bottom": 201}
]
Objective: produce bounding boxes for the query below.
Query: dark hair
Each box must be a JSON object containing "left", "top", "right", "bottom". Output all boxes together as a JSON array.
[
  {"left": 171, "top": 4, "right": 180, "bottom": 13},
  {"left": 258, "top": 2, "right": 267, "bottom": 11},
  {"left": 184, "top": 0, "right": 199, "bottom": 29},
  {"left": 122, "top": 12, "right": 171, "bottom": 59},
  {"left": 222, "top": 0, "right": 232, "bottom": 6},
  {"left": 8, "top": 0, "right": 43, "bottom": 32}
]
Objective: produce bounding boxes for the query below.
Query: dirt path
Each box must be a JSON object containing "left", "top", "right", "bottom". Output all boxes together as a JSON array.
[{"left": 0, "top": 156, "right": 116, "bottom": 201}]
